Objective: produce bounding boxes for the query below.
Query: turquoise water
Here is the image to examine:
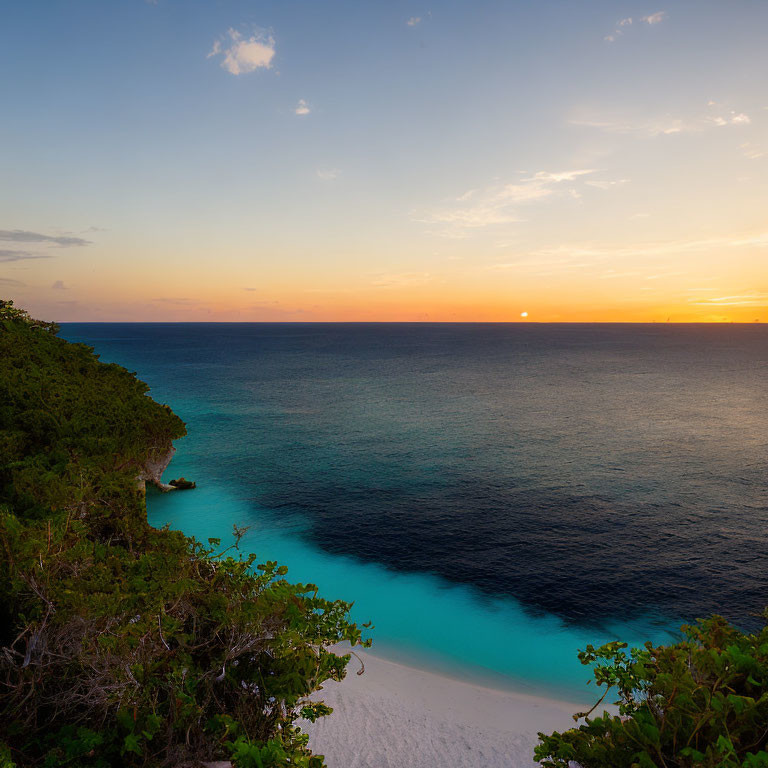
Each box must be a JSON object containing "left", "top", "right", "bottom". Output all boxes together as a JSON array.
[
  {"left": 148, "top": 480, "right": 666, "bottom": 702},
  {"left": 59, "top": 323, "right": 768, "bottom": 701}
]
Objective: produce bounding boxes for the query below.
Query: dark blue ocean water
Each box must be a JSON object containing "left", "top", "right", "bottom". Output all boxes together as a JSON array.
[{"left": 60, "top": 323, "right": 768, "bottom": 697}]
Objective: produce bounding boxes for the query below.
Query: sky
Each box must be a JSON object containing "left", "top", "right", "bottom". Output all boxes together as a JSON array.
[{"left": 1, "top": 0, "right": 766, "bottom": 322}]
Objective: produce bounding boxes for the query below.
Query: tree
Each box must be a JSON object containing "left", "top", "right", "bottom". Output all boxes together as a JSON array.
[{"left": 0, "top": 302, "right": 370, "bottom": 767}]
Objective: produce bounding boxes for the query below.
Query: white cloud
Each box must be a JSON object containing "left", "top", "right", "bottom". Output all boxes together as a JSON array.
[
  {"left": 605, "top": 11, "right": 664, "bottom": 42},
  {"left": 572, "top": 102, "right": 752, "bottom": 137},
  {"left": 571, "top": 115, "right": 688, "bottom": 136},
  {"left": 710, "top": 111, "right": 751, "bottom": 127},
  {"left": 208, "top": 28, "right": 275, "bottom": 75},
  {"left": 407, "top": 16, "right": 421, "bottom": 26},
  {"left": 642, "top": 11, "right": 666, "bottom": 24},
  {"left": 295, "top": 99, "right": 310, "bottom": 116},
  {"left": 586, "top": 178, "right": 629, "bottom": 190},
  {"left": 741, "top": 142, "right": 765, "bottom": 160},
  {"left": 415, "top": 170, "right": 598, "bottom": 237},
  {"left": 522, "top": 169, "right": 596, "bottom": 183},
  {"left": 316, "top": 168, "right": 341, "bottom": 181}
]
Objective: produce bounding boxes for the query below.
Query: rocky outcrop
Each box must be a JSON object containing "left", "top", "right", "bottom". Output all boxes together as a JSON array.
[
  {"left": 169, "top": 477, "right": 196, "bottom": 490},
  {"left": 136, "top": 443, "right": 177, "bottom": 492}
]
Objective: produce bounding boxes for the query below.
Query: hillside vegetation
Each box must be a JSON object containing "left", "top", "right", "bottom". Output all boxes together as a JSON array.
[{"left": 0, "top": 301, "right": 368, "bottom": 768}]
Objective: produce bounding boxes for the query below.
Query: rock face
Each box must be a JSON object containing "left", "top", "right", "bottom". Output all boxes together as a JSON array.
[{"left": 136, "top": 443, "right": 176, "bottom": 492}]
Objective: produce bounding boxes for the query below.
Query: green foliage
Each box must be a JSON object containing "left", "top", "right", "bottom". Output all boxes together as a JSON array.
[
  {"left": 0, "top": 302, "right": 370, "bottom": 766},
  {"left": 535, "top": 615, "right": 768, "bottom": 767}
]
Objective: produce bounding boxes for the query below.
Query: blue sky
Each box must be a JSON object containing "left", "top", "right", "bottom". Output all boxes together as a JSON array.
[{"left": 1, "top": 0, "right": 767, "bottom": 320}]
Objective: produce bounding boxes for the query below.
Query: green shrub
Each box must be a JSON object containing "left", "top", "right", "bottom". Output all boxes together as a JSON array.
[
  {"left": 535, "top": 615, "right": 768, "bottom": 767},
  {"left": 0, "top": 301, "right": 370, "bottom": 767}
]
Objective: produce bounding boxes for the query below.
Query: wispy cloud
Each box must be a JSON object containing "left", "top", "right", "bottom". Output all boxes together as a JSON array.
[
  {"left": 605, "top": 11, "right": 666, "bottom": 41},
  {"left": 571, "top": 102, "right": 752, "bottom": 137},
  {"left": 295, "top": 99, "right": 311, "bottom": 116},
  {"left": 316, "top": 168, "right": 341, "bottom": 181},
  {"left": 208, "top": 28, "right": 275, "bottom": 75},
  {"left": 0, "top": 277, "right": 26, "bottom": 287},
  {"left": 0, "top": 249, "right": 50, "bottom": 263},
  {"left": 487, "top": 231, "right": 768, "bottom": 274},
  {"left": 415, "top": 170, "right": 598, "bottom": 237},
  {"left": 691, "top": 293, "right": 768, "bottom": 306},
  {"left": 406, "top": 16, "right": 421, "bottom": 27},
  {"left": 0, "top": 229, "right": 91, "bottom": 247},
  {"left": 52, "top": 280, "right": 67, "bottom": 290},
  {"left": 571, "top": 115, "right": 688, "bottom": 136},
  {"left": 522, "top": 169, "right": 595, "bottom": 183},
  {"left": 741, "top": 142, "right": 765, "bottom": 159},
  {"left": 642, "top": 11, "right": 666, "bottom": 24},
  {"left": 585, "top": 178, "right": 629, "bottom": 189},
  {"left": 706, "top": 102, "right": 751, "bottom": 127}
]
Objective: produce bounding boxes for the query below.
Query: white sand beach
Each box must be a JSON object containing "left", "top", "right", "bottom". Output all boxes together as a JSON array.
[{"left": 303, "top": 650, "right": 583, "bottom": 768}]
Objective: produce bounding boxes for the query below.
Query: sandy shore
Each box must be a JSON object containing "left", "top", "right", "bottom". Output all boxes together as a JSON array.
[{"left": 302, "top": 650, "right": 583, "bottom": 768}]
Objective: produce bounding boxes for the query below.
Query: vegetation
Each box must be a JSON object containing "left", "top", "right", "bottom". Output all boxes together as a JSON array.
[
  {"left": 0, "top": 300, "right": 370, "bottom": 767},
  {"left": 535, "top": 615, "right": 768, "bottom": 767}
]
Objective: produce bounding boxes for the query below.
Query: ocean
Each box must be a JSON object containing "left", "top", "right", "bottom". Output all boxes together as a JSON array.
[{"left": 59, "top": 323, "right": 768, "bottom": 700}]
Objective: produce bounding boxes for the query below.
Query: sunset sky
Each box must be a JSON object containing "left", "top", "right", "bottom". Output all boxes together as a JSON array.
[{"left": 1, "top": 0, "right": 766, "bottom": 322}]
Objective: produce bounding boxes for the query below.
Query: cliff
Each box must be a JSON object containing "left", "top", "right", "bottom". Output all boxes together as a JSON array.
[{"left": 137, "top": 443, "right": 177, "bottom": 492}]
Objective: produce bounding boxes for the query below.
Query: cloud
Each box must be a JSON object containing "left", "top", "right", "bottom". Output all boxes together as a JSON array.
[
  {"left": 571, "top": 115, "right": 688, "bottom": 136},
  {"left": 572, "top": 102, "right": 752, "bottom": 137},
  {"left": 0, "top": 277, "right": 25, "bottom": 287},
  {"left": 294, "top": 99, "right": 310, "bottom": 116},
  {"left": 208, "top": 28, "right": 275, "bottom": 75},
  {"left": 642, "top": 11, "right": 666, "bottom": 24},
  {"left": 522, "top": 169, "right": 596, "bottom": 183},
  {"left": 707, "top": 104, "right": 751, "bottom": 127},
  {"left": 585, "top": 178, "right": 629, "bottom": 189},
  {"left": 605, "top": 11, "right": 665, "bottom": 41},
  {"left": 415, "top": 170, "right": 597, "bottom": 236},
  {"left": 0, "top": 249, "right": 50, "bottom": 263},
  {"left": 407, "top": 16, "right": 421, "bottom": 26},
  {"left": 487, "top": 231, "right": 768, "bottom": 274},
  {"left": 316, "top": 168, "right": 341, "bottom": 181},
  {"left": 741, "top": 142, "right": 765, "bottom": 159},
  {"left": 0, "top": 229, "right": 91, "bottom": 247},
  {"left": 510, "top": 232, "right": 768, "bottom": 264},
  {"left": 52, "top": 280, "right": 67, "bottom": 290},
  {"left": 691, "top": 293, "right": 768, "bottom": 307}
]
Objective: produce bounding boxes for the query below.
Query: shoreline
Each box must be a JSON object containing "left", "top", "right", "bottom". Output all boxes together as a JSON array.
[{"left": 302, "top": 647, "right": 585, "bottom": 768}]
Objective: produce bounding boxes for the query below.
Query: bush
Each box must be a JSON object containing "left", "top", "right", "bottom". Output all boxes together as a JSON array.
[
  {"left": 535, "top": 615, "right": 768, "bottom": 767},
  {"left": 0, "top": 301, "right": 370, "bottom": 767}
]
